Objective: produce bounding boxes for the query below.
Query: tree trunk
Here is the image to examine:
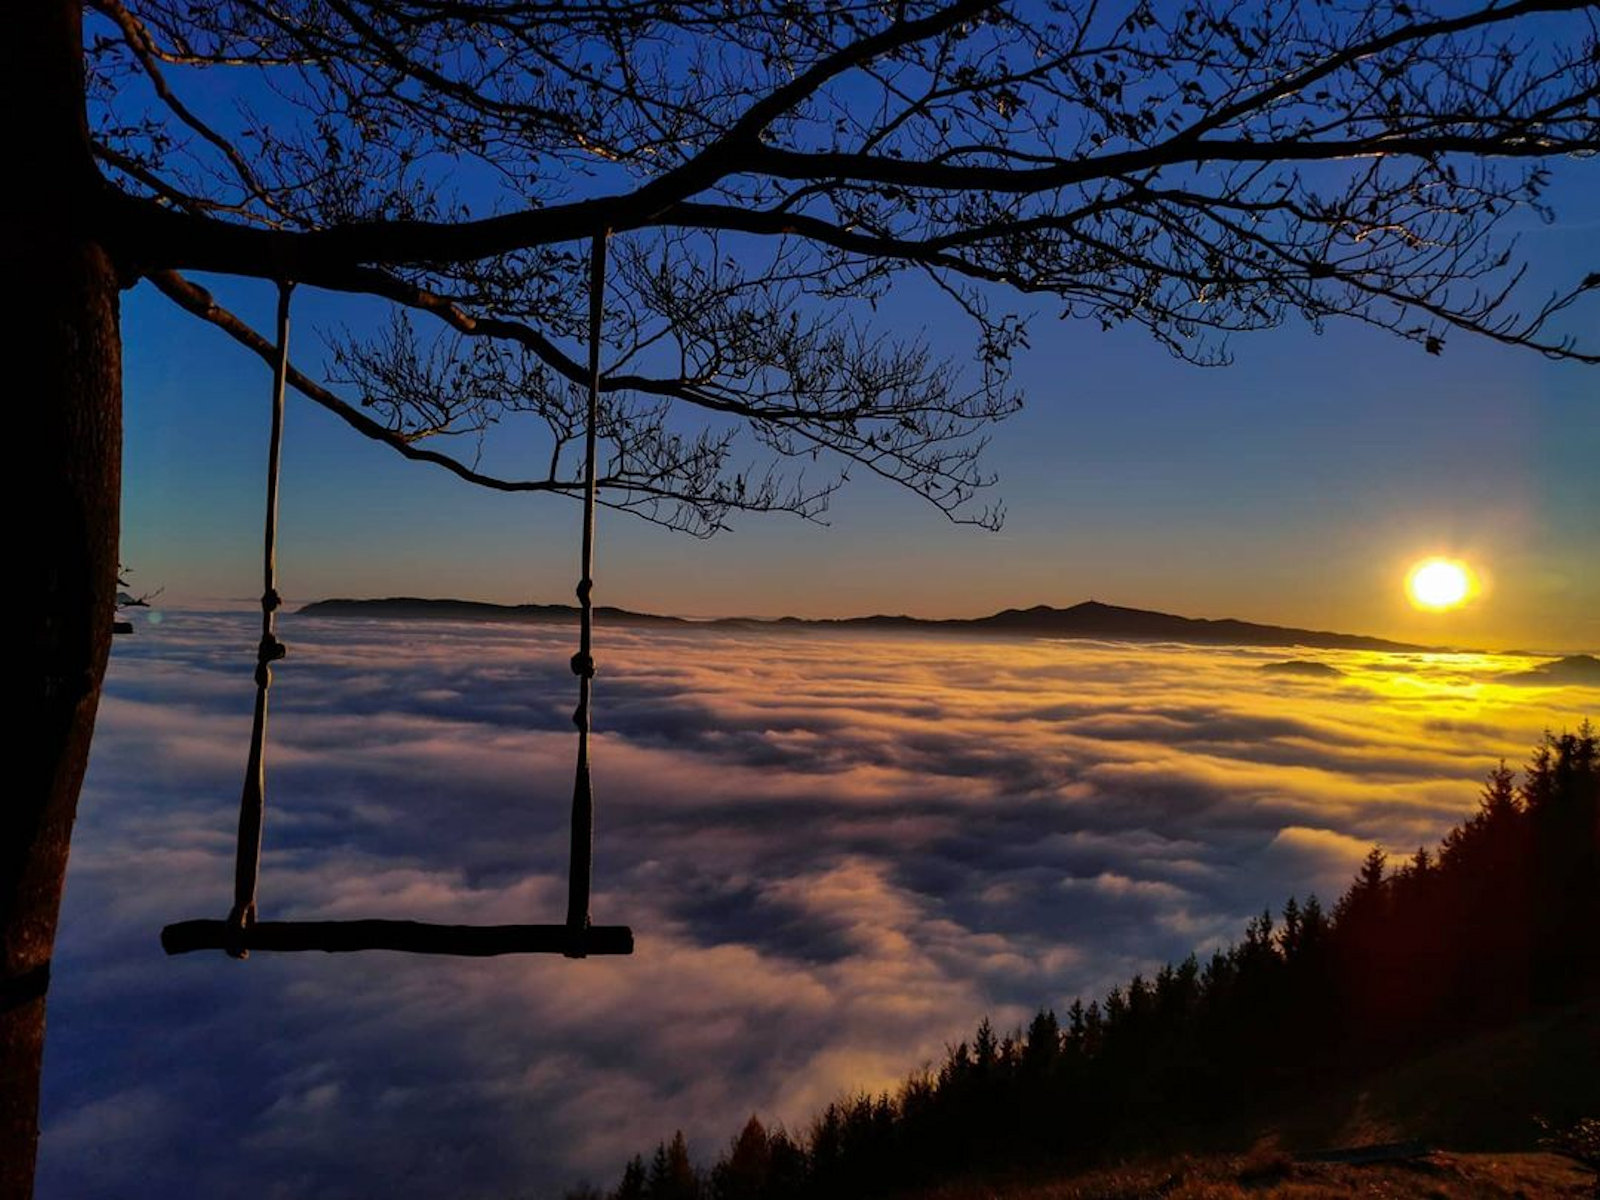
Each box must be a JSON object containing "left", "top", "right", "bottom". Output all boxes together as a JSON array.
[{"left": 4, "top": 3, "right": 121, "bottom": 1197}]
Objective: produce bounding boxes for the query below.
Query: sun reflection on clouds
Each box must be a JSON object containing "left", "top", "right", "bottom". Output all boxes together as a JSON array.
[{"left": 40, "top": 612, "right": 1595, "bottom": 1199}]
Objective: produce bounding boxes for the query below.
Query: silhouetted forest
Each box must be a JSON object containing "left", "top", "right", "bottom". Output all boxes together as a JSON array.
[{"left": 570, "top": 727, "right": 1598, "bottom": 1200}]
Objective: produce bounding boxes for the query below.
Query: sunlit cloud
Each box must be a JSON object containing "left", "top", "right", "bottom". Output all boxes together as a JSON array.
[{"left": 39, "top": 612, "right": 1594, "bottom": 1198}]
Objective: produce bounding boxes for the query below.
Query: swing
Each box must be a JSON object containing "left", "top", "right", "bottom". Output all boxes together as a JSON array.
[{"left": 161, "top": 236, "right": 633, "bottom": 960}]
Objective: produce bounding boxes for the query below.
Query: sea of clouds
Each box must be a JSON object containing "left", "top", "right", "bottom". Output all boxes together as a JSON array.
[{"left": 37, "top": 611, "right": 1596, "bottom": 1198}]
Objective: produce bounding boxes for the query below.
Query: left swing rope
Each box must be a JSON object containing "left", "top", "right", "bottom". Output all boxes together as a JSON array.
[{"left": 226, "top": 280, "right": 293, "bottom": 958}]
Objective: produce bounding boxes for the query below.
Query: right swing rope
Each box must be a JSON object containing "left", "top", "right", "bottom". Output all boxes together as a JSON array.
[{"left": 565, "top": 230, "right": 608, "bottom": 956}]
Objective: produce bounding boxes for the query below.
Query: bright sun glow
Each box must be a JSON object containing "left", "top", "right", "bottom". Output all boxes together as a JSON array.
[{"left": 1406, "top": 558, "right": 1475, "bottom": 611}]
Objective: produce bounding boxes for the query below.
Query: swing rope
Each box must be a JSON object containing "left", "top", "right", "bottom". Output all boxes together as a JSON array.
[
  {"left": 225, "top": 280, "right": 293, "bottom": 958},
  {"left": 161, "top": 248, "right": 633, "bottom": 959},
  {"left": 565, "top": 230, "right": 607, "bottom": 954}
]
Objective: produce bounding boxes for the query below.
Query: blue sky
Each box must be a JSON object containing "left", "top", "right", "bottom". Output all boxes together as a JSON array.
[
  {"left": 121, "top": 164, "right": 1599, "bottom": 651},
  {"left": 110, "top": 0, "right": 1600, "bottom": 653}
]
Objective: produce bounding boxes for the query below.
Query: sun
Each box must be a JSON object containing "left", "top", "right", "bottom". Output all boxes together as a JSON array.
[{"left": 1406, "top": 558, "right": 1475, "bottom": 611}]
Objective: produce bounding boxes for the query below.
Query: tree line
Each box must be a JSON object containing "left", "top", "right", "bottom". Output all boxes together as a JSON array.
[{"left": 572, "top": 725, "right": 1599, "bottom": 1200}]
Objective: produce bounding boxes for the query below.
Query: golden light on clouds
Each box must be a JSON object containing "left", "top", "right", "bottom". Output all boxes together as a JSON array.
[
  {"left": 56, "top": 610, "right": 1597, "bottom": 1197},
  {"left": 1406, "top": 557, "right": 1476, "bottom": 611}
]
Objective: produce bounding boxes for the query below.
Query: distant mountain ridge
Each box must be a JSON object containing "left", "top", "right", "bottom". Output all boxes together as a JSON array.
[
  {"left": 298, "top": 596, "right": 1432, "bottom": 652},
  {"left": 300, "top": 596, "right": 691, "bottom": 626}
]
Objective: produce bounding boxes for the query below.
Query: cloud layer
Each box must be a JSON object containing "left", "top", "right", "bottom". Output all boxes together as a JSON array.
[{"left": 39, "top": 612, "right": 1596, "bottom": 1197}]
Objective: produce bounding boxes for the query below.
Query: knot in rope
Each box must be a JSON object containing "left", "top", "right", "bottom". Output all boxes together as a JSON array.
[
  {"left": 254, "top": 634, "right": 287, "bottom": 686},
  {"left": 262, "top": 588, "right": 282, "bottom": 614},
  {"left": 569, "top": 651, "right": 596, "bottom": 679}
]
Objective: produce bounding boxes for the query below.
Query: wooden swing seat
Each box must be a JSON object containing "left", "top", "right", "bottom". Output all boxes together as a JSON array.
[{"left": 161, "top": 919, "right": 633, "bottom": 957}]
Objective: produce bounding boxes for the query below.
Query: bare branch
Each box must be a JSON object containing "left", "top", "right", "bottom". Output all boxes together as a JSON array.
[{"left": 95, "top": 0, "right": 1598, "bottom": 531}]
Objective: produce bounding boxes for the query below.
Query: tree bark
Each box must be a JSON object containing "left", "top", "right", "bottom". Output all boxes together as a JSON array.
[{"left": 4, "top": 3, "right": 121, "bottom": 1197}]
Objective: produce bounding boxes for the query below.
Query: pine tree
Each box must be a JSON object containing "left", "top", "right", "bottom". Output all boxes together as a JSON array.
[
  {"left": 613, "top": 1156, "right": 647, "bottom": 1200},
  {"left": 1523, "top": 726, "right": 1600, "bottom": 1002},
  {"left": 710, "top": 1117, "right": 770, "bottom": 1200},
  {"left": 646, "top": 1133, "right": 698, "bottom": 1200},
  {"left": 973, "top": 1018, "right": 998, "bottom": 1074},
  {"left": 1023, "top": 1010, "right": 1061, "bottom": 1074},
  {"left": 1279, "top": 897, "right": 1303, "bottom": 962}
]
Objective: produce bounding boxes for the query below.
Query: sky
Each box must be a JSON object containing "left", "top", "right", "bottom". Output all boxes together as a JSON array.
[
  {"left": 40, "top": 612, "right": 1599, "bottom": 1199},
  {"left": 118, "top": 174, "right": 1600, "bottom": 654}
]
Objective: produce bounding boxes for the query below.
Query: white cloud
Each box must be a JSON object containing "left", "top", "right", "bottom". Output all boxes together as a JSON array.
[{"left": 37, "top": 612, "right": 1594, "bottom": 1198}]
